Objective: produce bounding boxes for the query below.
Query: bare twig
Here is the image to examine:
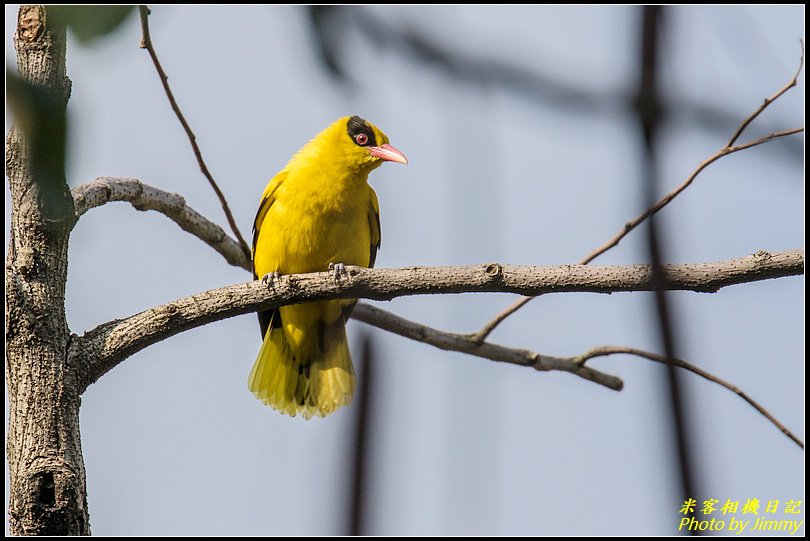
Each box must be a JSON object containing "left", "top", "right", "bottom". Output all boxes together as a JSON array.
[
  {"left": 726, "top": 40, "right": 804, "bottom": 148},
  {"left": 475, "top": 45, "right": 805, "bottom": 341},
  {"left": 475, "top": 126, "right": 804, "bottom": 342},
  {"left": 473, "top": 295, "right": 533, "bottom": 342},
  {"left": 579, "top": 127, "right": 805, "bottom": 267},
  {"left": 137, "top": 5, "right": 251, "bottom": 260},
  {"left": 352, "top": 308, "right": 804, "bottom": 450},
  {"left": 573, "top": 346, "right": 804, "bottom": 449},
  {"left": 74, "top": 249, "right": 803, "bottom": 389},
  {"left": 350, "top": 303, "right": 623, "bottom": 390}
]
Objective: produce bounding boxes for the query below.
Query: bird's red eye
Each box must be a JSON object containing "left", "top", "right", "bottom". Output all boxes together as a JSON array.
[{"left": 355, "top": 133, "right": 369, "bottom": 146}]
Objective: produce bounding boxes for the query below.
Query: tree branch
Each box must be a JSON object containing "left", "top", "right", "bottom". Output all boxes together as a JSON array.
[
  {"left": 477, "top": 178, "right": 804, "bottom": 340},
  {"left": 474, "top": 45, "right": 805, "bottom": 341},
  {"left": 726, "top": 40, "right": 804, "bottom": 148},
  {"left": 74, "top": 249, "right": 803, "bottom": 390},
  {"left": 351, "top": 307, "right": 803, "bottom": 450},
  {"left": 573, "top": 346, "right": 804, "bottom": 449},
  {"left": 350, "top": 303, "right": 623, "bottom": 390},
  {"left": 475, "top": 132, "right": 804, "bottom": 342},
  {"left": 68, "top": 177, "right": 805, "bottom": 436},
  {"left": 71, "top": 177, "right": 250, "bottom": 270},
  {"left": 137, "top": 5, "right": 251, "bottom": 260},
  {"left": 68, "top": 176, "right": 803, "bottom": 451},
  {"left": 67, "top": 176, "right": 615, "bottom": 391},
  {"left": 578, "top": 128, "right": 804, "bottom": 267}
]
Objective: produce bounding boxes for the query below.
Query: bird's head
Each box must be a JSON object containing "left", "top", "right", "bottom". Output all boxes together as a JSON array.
[
  {"left": 298, "top": 115, "right": 407, "bottom": 175},
  {"left": 343, "top": 115, "right": 408, "bottom": 169}
]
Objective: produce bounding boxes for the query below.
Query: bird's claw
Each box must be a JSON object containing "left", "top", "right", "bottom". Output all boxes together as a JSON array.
[
  {"left": 328, "top": 262, "right": 348, "bottom": 284},
  {"left": 262, "top": 271, "right": 282, "bottom": 289}
]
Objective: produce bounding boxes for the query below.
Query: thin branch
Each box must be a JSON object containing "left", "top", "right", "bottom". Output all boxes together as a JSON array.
[
  {"left": 475, "top": 126, "right": 804, "bottom": 341},
  {"left": 73, "top": 249, "right": 803, "bottom": 390},
  {"left": 351, "top": 308, "right": 803, "bottom": 450},
  {"left": 350, "top": 303, "right": 623, "bottom": 390},
  {"left": 71, "top": 177, "right": 250, "bottom": 270},
  {"left": 573, "top": 346, "right": 804, "bottom": 450},
  {"left": 726, "top": 40, "right": 804, "bottom": 148},
  {"left": 474, "top": 45, "right": 805, "bottom": 341},
  {"left": 137, "top": 5, "right": 251, "bottom": 260},
  {"left": 580, "top": 128, "right": 804, "bottom": 267},
  {"left": 475, "top": 295, "right": 533, "bottom": 342},
  {"left": 475, "top": 127, "right": 804, "bottom": 342}
]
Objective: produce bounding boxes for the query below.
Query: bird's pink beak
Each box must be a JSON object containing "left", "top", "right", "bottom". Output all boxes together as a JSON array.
[{"left": 369, "top": 143, "right": 408, "bottom": 164}]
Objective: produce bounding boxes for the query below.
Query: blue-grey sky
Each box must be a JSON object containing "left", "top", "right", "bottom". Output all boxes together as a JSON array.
[{"left": 5, "top": 5, "right": 804, "bottom": 535}]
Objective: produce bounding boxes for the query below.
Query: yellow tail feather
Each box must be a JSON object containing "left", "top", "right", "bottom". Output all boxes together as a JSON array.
[{"left": 248, "top": 317, "right": 355, "bottom": 420}]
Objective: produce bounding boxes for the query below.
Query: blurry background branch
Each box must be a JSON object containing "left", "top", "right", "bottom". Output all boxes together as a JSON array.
[
  {"left": 308, "top": 6, "right": 804, "bottom": 163},
  {"left": 634, "top": 6, "right": 698, "bottom": 531}
]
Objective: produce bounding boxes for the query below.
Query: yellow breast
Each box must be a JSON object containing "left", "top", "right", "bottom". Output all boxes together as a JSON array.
[{"left": 253, "top": 165, "right": 374, "bottom": 278}]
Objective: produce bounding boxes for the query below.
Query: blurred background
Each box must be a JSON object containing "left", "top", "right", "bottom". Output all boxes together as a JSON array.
[{"left": 5, "top": 5, "right": 804, "bottom": 535}]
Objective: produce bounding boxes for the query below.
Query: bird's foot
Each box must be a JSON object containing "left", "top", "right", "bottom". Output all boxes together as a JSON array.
[
  {"left": 262, "top": 271, "right": 283, "bottom": 289},
  {"left": 328, "top": 262, "right": 348, "bottom": 285}
]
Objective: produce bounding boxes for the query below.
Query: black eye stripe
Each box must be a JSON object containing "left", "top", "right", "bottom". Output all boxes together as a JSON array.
[{"left": 347, "top": 115, "right": 377, "bottom": 147}]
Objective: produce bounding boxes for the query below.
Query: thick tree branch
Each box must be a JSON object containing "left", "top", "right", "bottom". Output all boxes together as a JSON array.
[
  {"left": 72, "top": 177, "right": 250, "bottom": 270},
  {"left": 68, "top": 175, "right": 805, "bottom": 446},
  {"left": 62, "top": 176, "right": 624, "bottom": 391},
  {"left": 573, "top": 346, "right": 804, "bottom": 449},
  {"left": 74, "top": 249, "right": 803, "bottom": 390},
  {"left": 137, "top": 5, "right": 251, "bottom": 260}
]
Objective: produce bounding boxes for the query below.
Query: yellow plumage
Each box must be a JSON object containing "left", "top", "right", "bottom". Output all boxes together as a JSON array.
[{"left": 249, "top": 115, "right": 407, "bottom": 419}]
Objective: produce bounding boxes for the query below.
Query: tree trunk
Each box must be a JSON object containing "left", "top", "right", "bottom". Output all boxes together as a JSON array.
[{"left": 5, "top": 5, "right": 89, "bottom": 535}]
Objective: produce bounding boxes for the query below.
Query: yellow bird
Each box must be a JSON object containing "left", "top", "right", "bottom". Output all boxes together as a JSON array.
[{"left": 249, "top": 115, "right": 407, "bottom": 419}]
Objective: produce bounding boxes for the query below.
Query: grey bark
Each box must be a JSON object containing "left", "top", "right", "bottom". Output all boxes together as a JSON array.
[
  {"left": 5, "top": 6, "right": 90, "bottom": 536},
  {"left": 74, "top": 249, "right": 803, "bottom": 393}
]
